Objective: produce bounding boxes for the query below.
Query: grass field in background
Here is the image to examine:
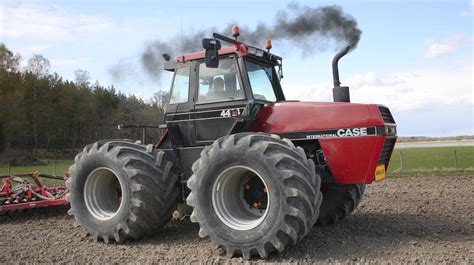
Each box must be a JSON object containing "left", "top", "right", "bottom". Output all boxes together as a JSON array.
[
  {"left": 0, "top": 146, "right": 473, "bottom": 177},
  {"left": 388, "top": 146, "right": 474, "bottom": 176},
  {"left": 0, "top": 161, "right": 72, "bottom": 176},
  {"left": 0, "top": 161, "right": 72, "bottom": 185}
]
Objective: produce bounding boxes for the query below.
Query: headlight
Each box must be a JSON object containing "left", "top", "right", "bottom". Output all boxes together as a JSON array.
[{"left": 385, "top": 125, "right": 397, "bottom": 135}]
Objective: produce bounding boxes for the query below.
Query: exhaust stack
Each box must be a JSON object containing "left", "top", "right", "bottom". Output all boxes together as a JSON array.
[{"left": 332, "top": 45, "right": 351, "bottom": 102}]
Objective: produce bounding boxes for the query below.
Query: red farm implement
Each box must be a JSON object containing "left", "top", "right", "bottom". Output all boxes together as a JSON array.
[{"left": 0, "top": 172, "right": 69, "bottom": 214}]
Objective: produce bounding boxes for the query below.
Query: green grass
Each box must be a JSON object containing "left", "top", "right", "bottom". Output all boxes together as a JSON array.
[
  {"left": 0, "top": 161, "right": 72, "bottom": 176},
  {"left": 388, "top": 146, "right": 474, "bottom": 176},
  {"left": 0, "top": 161, "right": 72, "bottom": 185}
]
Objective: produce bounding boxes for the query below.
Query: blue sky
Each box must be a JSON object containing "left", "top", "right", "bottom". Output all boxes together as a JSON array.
[{"left": 1, "top": 0, "right": 473, "bottom": 136}]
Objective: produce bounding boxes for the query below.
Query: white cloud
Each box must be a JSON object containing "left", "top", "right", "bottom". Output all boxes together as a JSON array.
[
  {"left": 424, "top": 42, "right": 456, "bottom": 58},
  {"left": 283, "top": 60, "right": 473, "bottom": 135},
  {"left": 19, "top": 44, "right": 50, "bottom": 54},
  {"left": 460, "top": 0, "right": 474, "bottom": 16},
  {"left": 424, "top": 35, "right": 462, "bottom": 58},
  {"left": 343, "top": 72, "right": 405, "bottom": 88},
  {"left": 50, "top": 57, "right": 91, "bottom": 67},
  {"left": 349, "top": 63, "right": 472, "bottom": 111},
  {"left": 284, "top": 60, "right": 473, "bottom": 112},
  {"left": 1, "top": 4, "right": 113, "bottom": 41}
]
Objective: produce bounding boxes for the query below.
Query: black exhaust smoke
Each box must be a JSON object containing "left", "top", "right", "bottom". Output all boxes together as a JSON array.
[{"left": 110, "top": 3, "right": 362, "bottom": 84}]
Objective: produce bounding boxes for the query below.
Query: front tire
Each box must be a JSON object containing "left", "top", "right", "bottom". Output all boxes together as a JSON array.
[
  {"left": 186, "top": 133, "right": 322, "bottom": 259},
  {"left": 66, "top": 140, "right": 179, "bottom": 243},
  {"left": 316, "top": 183, "right": 366, "bottom": 226}
]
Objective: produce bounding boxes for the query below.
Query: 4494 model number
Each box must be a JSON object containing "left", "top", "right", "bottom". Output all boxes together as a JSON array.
[{"left": 220, "top": 109, "right": 241, "bottom": 118}]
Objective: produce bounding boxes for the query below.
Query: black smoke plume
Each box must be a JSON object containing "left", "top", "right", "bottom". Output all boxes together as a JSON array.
[{"left": 110, "top": 3, "right": 361, "bottom": 82}]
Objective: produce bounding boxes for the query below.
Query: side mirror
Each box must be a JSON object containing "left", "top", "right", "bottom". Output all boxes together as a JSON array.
[{"left": 202, "top": 38, "right": 221, "bottom": 68}]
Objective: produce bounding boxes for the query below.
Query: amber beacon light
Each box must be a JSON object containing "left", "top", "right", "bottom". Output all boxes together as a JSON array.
[
  {"left": 265, "top": 39, "right": 272, "bottom": 51},
  {"left": 231, "top": 25, "right": 240, "bottom": 39}
]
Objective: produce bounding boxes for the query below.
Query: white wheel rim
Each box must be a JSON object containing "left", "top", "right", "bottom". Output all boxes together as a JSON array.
[
  {"left": 84, "top": 167, "right": 123, "bottom": 221},
  {"left": 211, "top": 165, "right": 270, "bottom": 231}
]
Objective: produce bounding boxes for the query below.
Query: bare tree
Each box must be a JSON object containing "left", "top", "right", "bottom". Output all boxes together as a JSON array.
[
  {"left": 26, "top": 54, "right": 50, "bottom": 77},
  {"left": 152, "top": 90, "right": 169, "bottom": 109},
  {"left": 74, "top": 69, "right": 91, "bottom": 87},
  {"left": 0, "top": 43, "right": 21, "bottom": 73}
]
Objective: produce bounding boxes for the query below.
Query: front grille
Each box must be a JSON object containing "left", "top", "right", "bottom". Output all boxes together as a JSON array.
[
  {"left": 378, "top": 138, "right": 396, "bottom": 165},
  {"left": 378, "top": 106, "right": 395, "bottom": 124}
]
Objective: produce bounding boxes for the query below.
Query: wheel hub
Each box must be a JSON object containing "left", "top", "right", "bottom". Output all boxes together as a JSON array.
[
  {"left": 211, "top": 166, "right": 270, "bottom": 231},
  {"left": 83, "top": 167, "right": 123, "bottom": 221},
  {"left": 242, "top": 176, "right": 268, "bottom": 211}
]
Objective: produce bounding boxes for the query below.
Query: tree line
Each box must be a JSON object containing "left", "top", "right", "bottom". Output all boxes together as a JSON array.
[{"left": 0, "top": 43, "right": 168, "bottom": 152}]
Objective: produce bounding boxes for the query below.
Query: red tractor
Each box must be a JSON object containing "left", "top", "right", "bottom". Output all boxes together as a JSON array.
[{"left": 66, "top": 27, "right": 397, "bottom": 259}]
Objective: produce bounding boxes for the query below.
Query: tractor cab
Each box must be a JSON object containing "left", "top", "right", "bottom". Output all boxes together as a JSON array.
[{"left": 163, "top": 27, "right": 285, "bottom": 147}]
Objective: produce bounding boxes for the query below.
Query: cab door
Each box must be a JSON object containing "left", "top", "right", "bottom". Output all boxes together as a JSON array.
[
  {"left": 193, "top": 56, "right": 248, "bottom": 145},
  {"left": 164, "top": 63, "right": 195, "bottom": 146}
]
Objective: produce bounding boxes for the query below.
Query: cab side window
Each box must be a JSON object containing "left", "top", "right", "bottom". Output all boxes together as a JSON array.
[
  {"left": 198, "top": 57, "right": 243, "bottom": 102},
  {"left": 169, "top": 67, "right": 190, "bottom": 104}
]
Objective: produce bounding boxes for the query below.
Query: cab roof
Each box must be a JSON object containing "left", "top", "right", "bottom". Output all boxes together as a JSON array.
[
  {"left": 176, "top": 44, "right": 248, "bottom": 63},
  {"left": 164, "top": 37, "right": 282, "bottom": 71}
]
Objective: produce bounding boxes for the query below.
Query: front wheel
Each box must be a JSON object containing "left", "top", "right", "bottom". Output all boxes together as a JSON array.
[
  {"left": 186, "top": 133, "right": 322, "bottom": 259},
  {"left": 316, "top": 183, "right": 366, "bottom": 226}
]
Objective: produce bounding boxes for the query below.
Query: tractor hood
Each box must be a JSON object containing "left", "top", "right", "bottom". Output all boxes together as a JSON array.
[
  {"left": 252, "top": 101, "right": 386, "bottom": 133},
  {"left": 251, "top": 101, "right": 397, "bottom": 185}
]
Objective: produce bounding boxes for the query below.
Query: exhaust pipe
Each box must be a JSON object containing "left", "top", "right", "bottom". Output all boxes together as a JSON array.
[{"left": 332, "top": 45, "right": 351, "bottom": 102}]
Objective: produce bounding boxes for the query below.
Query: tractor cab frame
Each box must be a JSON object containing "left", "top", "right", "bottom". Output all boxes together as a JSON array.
[{"left": 159, "top": 34, "right": 289, "bottom": 177}]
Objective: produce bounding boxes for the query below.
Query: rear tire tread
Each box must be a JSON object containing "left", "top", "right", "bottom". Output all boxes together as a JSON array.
[
  {"left": 186, "top": 133, "right": 322, "bottom": 259},
  {"left": 67, "top": 140, "right": 179, "bottom": 243}
]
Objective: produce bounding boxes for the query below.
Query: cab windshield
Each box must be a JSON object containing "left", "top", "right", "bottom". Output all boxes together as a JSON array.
[
  {"left": 244, "top": 60, "right": 277, "bottom": 102},
  {"left": 198, "top": 57, "right": 244, "bottom": 103}
]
